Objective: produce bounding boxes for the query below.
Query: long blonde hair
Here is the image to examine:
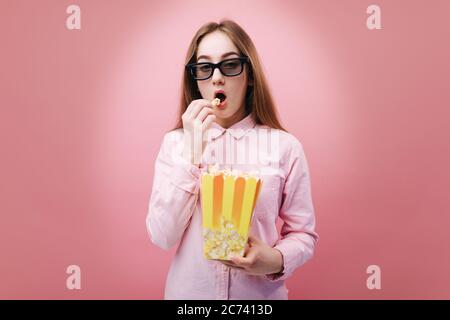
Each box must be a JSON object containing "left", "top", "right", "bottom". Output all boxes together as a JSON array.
[{"left": 173, "top": 19, "right": 286, "bottom": 132}]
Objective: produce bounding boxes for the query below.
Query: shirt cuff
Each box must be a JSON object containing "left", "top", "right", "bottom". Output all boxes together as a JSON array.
[
  {"left": 169, "top": 156, "right": 201, "bottom": 194},
  {"left": 264, "top": 243, "right": 292, "bottom": 282}
]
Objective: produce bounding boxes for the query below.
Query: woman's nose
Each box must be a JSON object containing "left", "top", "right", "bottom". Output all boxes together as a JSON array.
[{"left": 211, "top": 67, "right": 224, "bottom": 84}]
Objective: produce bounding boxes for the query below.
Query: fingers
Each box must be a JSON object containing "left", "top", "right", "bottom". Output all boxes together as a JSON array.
[
  {"left": 248, "top": 234, "right": 261, "bottom": 246},
  {"left": 231, "top": 255, "right": 251, "bottom": 268},
  {"left": 220, "top": 248, "right": 257, "bottom": 272},
  {"left": 181, "top": 99, "right": 215, "bottom": 165},
  {"left": 243, "top": 244, "right": 251, "bottom": 256},
  {"left": 187, "top": 99, "right": 212, "bottom": 119},
  {"left": 196, "top": 106, "right": 214, "bottom": 123},
  {"left": 231, "top": 249, "right": 256, "bottom": 268},
  {"left": 201, "top": 114, "right": 216, "bottom": 131}
]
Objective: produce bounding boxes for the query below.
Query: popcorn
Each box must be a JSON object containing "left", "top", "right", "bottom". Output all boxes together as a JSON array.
[
  {"left": 211, "top": 98, "right": 221, "bottom": 108},
  {"left": 203, "top": 217, "right": 247, "bottom": 260},
  {"left": 200, "top": 165, "right": 262, "bottom": 260},
  {"left": 207, "top": 163, "right": 220, "bottom": 174}
]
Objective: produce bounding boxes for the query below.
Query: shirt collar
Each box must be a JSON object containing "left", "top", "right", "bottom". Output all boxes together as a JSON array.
[{"left": 208, "top": 113, "right": 256, "bottom": 141}]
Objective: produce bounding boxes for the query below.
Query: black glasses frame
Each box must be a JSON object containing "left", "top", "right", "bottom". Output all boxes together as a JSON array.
[{"left": 185, "top": 57, "right": 249, "bottom": 81}]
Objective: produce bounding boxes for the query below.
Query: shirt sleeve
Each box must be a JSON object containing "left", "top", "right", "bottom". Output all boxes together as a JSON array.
[
  {"left": 146, "top": 131, "right": 202, "bottom": 250},
  {"left": 266, "top": 138, "right": 319, "bottom": 282}
]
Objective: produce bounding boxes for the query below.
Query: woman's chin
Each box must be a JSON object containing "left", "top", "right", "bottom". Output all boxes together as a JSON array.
[
  {"left": 214, "top": 108, "right": 230, "bottom": 116},
  {"left": 214, "top": 111, "right": 234, "bottom": 120}
]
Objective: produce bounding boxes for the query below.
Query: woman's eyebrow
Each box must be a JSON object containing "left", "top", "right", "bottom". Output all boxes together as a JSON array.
[{"left": 197, "top": 51, "right": 240, "bottom": 61}]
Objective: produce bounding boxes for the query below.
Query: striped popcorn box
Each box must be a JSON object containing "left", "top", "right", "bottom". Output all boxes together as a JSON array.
[{"left": 200, "top": 165, "right": 262, "bottom": 260}]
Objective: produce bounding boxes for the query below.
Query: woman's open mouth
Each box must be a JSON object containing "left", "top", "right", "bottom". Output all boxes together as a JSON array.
[{"left": 214, "top": 92, "right": 227, "bottom": 109}]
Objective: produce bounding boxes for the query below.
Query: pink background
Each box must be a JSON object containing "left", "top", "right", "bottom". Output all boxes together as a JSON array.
[{"left": 1, "top": 0, "right": 449, "bottom": 299}]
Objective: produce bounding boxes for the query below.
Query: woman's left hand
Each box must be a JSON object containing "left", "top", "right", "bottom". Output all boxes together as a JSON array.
[{"left": 221, "top": 235, "right": 284, "bottom": 276}]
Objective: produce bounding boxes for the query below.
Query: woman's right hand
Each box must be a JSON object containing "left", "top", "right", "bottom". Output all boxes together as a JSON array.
[{"left": 182, "top": 99, "right": 216, "bottom": 165}]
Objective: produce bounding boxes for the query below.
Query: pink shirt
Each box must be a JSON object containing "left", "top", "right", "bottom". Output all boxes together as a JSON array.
[{"left": 146, "top": 114, "right": 318, "bottom": 300}]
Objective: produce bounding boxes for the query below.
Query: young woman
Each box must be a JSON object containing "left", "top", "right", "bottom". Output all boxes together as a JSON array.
[{"left": 146, "top": 20, "right": 318, "bottom": 300}]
